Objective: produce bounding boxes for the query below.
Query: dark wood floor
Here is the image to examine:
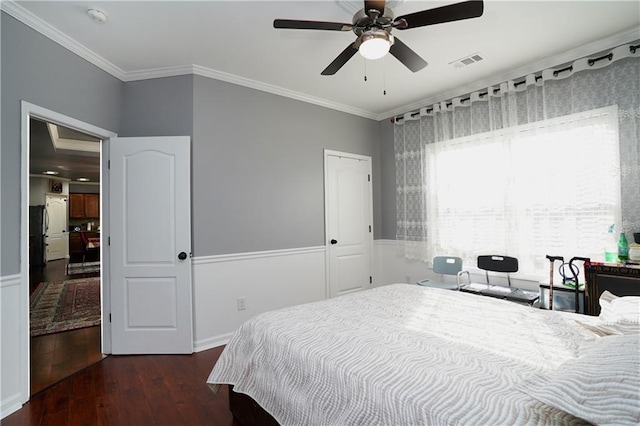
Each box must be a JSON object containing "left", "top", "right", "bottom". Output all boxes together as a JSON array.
[
  {"left": 31, "top": 326, "right": 105, "bottom": 395},
  {"left": 3, "top": 346, "right": 240, "bottom": 426},
  {"left": 30, "top": 258, "right": 104, "bottom": 395}
]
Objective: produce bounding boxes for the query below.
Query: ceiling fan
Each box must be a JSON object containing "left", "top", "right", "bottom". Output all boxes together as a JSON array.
[{"left": 274, "top": 0, "right": 484, "bottom": 75}]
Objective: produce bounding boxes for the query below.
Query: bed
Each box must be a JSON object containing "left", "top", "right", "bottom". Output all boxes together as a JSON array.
[{"left": 207, "top": 284, "right": 640, "bottom": 425}]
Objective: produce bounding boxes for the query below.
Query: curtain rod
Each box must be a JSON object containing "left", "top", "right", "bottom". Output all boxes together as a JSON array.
[{"left": 396, "top": 43, "right": 640, "bottom": 123}]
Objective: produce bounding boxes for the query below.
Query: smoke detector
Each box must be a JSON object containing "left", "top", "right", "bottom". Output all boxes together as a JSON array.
[
  {"left": 449, "top": 52, "right": 484, "bottom": 69},
  {"left": 87, "top": 8, "right": 108, "bottom": 24}
]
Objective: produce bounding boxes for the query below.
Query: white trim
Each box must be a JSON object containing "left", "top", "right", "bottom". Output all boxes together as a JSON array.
[
  {"left": 126, "top": 65, "right": 379, "bottom": 120},
  {"left": 0, "top": 392, "right": 23, "bottom": 420},
  {"left": 193, "top": 332, "right": 235, "bottom": 353},
  {"left": 69, "top": 181, "right": 100, "bottom": 187},
  {"left": 3, "top": 1, "right": 636, "bottom": 122},
  {"left": 1, "top": 1, "right": 126, "bottom": 80},
  {"left": 191, "top": 66, "right": 377, "bottom": 120},
  {"left": 0, "top": 274, "right": 21, "bottom": 289},
  {"left": 0, "top": 1, "right": 376, "bottom": 120},
  {"left": 192, "top": 246, "right": 325, "bottom": 265},
  {"left": 121, "top": 64, "right": 195, "bottom": 82},
  {"left": 30, "top": 174, "right": 71, "bottom": 182},
  {"left": 46, "top": 122, "right": 100, "bottom": 154},
  {"left": 191, "top": 246, "right": 327, "bottom": 356},
  {"left": 374, "top": 239, "right": 399, "bottom": 247},
  {"left": 19, "top": 101, "right": 117, "bottom": 406}
]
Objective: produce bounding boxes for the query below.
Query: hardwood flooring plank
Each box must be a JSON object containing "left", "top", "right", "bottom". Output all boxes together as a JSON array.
[
  {"left": 68, "top": 398, "right": 97, "bottom": 426},
  {"left": 30, "top": 257, "right": 102, "bottom": 396},
  {"left": 40, "top": 409, "right": 69, "bottom": 426},
  {"left": 5, "top": 347, "right": 241, "bottom": 426}
]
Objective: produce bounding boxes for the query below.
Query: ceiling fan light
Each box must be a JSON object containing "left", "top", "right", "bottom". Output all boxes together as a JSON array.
[{"left": 358, "top": 31, "right": 391, "bottom": 60}]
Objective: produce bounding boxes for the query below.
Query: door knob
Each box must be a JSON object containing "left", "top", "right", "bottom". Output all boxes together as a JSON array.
[
  {"left": 178, "top": 252, "right": 188, "bottom": 260},
  {"left": 330, "top": 239, "right": 338, "bottom": 245}
]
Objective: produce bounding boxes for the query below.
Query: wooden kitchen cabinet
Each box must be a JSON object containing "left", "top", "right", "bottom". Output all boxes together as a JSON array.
[
  {"left": 84, "top": 194, "right": 99, "bottom": 218},
  {"left": 69, "top": 193, "right": 100, "bottom": 219}
]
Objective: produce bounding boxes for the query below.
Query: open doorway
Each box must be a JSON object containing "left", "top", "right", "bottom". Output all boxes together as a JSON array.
[{"left": 28, "top": 117, "right": 104, "bottom": 394}]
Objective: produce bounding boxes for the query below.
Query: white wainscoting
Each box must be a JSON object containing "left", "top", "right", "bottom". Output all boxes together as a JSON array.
[
  {"left": 190, "top": 240, "right": 459, "bottom": 352},
  {"left": 191, "top": 246, "right": 327, "bottom": 352},
  {"left": 1, "top": 274, "right": 25, "bottom": 419}
]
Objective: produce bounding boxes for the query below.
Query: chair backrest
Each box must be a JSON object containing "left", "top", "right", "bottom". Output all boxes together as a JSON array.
[
  {"left": 80, "top": 231, "right": 88, "bottom": 245},
  {"left": 433, "top": 256, "right": 463, "bottom": 276},
  {"left": 477, "top": 255, "right": 518, "bottom": 286}
]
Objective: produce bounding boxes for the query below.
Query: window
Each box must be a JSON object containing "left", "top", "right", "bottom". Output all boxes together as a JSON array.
[{"left": 424, "top": 106, "right": 620, "bottom": 278}]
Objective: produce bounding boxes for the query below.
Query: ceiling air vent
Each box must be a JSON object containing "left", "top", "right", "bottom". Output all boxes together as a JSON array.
[{"left": 449, "top": 52, "right": 484, "bottom": 69}]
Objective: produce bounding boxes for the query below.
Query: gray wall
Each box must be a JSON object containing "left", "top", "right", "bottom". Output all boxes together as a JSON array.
[
  {"left": 1, "top": 12, "right": 387, "bottom": 272},
  {"left": 108, "top": 68, "right": 383, "bottom": 257},
  {"left": 1, "top": 12, "right": 123, "bottom": 276},
  {"left": 121, "top": 76, "right": 194, "bottom": 138},
  {"left": 191, "top": 75, "right": 381, "bottom": 256}
]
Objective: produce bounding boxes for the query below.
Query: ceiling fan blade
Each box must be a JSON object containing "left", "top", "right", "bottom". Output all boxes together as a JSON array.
[
  {"left": 364, "top": 0, "right": 386, "bottom": 15},
  {"left": 389, "top": 37, "right": 428, "bottom": 72},
  {"left": 394, "top": 0, "right": 483, "bottom": 30},
  {"left": 321, "top": 43, "right": 358, "bottom": 75},
  {"left": 274, "top": 19, "right": 353, "bottom": 31}
]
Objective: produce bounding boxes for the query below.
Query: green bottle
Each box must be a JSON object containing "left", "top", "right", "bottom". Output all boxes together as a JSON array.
[{"left": 618, "top": 232, "right": 629, "bottom": 262}]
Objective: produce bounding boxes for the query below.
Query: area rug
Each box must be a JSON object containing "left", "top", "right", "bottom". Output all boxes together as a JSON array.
[
  {"left": 66, "top": 261, "right": 100, "bottom": 276},
  {"left": 30, "top": 277, "right": 101, "bottom": 337}
]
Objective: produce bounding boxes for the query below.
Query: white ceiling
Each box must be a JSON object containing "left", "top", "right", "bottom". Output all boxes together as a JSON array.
[{"left": 6, "top": 1, "right": 640, "bottom": 120}]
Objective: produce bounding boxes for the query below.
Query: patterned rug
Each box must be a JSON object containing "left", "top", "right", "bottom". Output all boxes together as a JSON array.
[
  {"left": 30, "top": 277, "right": 101, "bottom": 337},
  {"left": 66, "top": 261, "right": 100, "bottom": 276}
]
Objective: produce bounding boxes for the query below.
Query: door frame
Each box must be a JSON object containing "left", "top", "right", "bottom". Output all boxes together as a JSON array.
[
  {"left": 323, "top": 149, "right": 374, "bottom": 299},
  {"left": 19, "top": 101, "right": 117, "bottom": 402}
]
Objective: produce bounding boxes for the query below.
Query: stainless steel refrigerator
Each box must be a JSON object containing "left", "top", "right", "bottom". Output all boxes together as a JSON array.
[{"left": 29, "top": 205, "right": 46, "bottom": 267}]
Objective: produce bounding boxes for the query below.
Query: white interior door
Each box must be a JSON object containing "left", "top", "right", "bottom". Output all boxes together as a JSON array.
[
  {"left": 109, "top": 136, "right": 193, "bottom": 354},
  {"left": 325, "top": 150, "right": 373, "bottom": 298},
  {"left": 45, "top": 194, "right": 67, "bottom": 262}
]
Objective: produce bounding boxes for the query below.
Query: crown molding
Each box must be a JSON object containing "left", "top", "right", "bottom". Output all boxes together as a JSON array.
[
  {"left": 1, "top": 1, "right": 126, "bottom": 80},
  {"left": 122, "top": 64, "right": 377, "bottom": 120},
  {"left": 190, "top": 65, "right": 378, "bottom": 120},
  {"left": 1, "top": 1, "right": 377, "bottom": 121},
  {"left": 4, "top": 1, "right": 636, "bottom": 123},
  {"left": 377, "top": 27, "right": 640, "bottom": 120}
]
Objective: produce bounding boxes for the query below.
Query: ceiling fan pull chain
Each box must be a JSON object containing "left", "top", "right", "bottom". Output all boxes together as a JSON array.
[
  {"left": 383, "top": 57, "right": 387, "bottom": 95},
  {"left": 364, "top": 59, "right": 368, "bottom": 82}
]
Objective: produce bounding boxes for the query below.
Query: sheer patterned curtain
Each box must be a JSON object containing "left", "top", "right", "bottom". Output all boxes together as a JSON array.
[{"left": 395, "top": 44, "right": 639, "bottom": 277}]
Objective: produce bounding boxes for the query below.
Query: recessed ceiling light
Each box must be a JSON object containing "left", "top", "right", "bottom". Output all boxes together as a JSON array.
[
  {"left": 43, "top": 171, "right": 59, "bottom": 175},
  {"left": 87, "top": 8, "right": 108, "bottom": 24},
  {"left": 77, "top": 177, "right": 90, "bottom": 182}
]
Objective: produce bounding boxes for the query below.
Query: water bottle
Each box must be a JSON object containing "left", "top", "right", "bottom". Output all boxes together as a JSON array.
[
  {"left": 605, "top": 224, "right": 618, "bottom": 262},
  {"left": 618, "top": 232, "right": 629, "bottom": 262}
]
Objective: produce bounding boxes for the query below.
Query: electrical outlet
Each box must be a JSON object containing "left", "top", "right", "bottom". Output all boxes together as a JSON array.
[{"left": 237, "top": 297, "right": 247, "bottom": 311}]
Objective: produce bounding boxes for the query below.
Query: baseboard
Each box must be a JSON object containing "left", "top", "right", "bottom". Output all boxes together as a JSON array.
[
  {"left": 193, "top": 332, "right": 234, "bottom": 353},
  {"left": 1, "top": 392, "right": 23, "bottom": 420}
]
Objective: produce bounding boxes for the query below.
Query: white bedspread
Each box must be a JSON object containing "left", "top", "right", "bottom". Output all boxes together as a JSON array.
[{"left": 207, "top": 284, "right": 601, "bottom": 425}]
